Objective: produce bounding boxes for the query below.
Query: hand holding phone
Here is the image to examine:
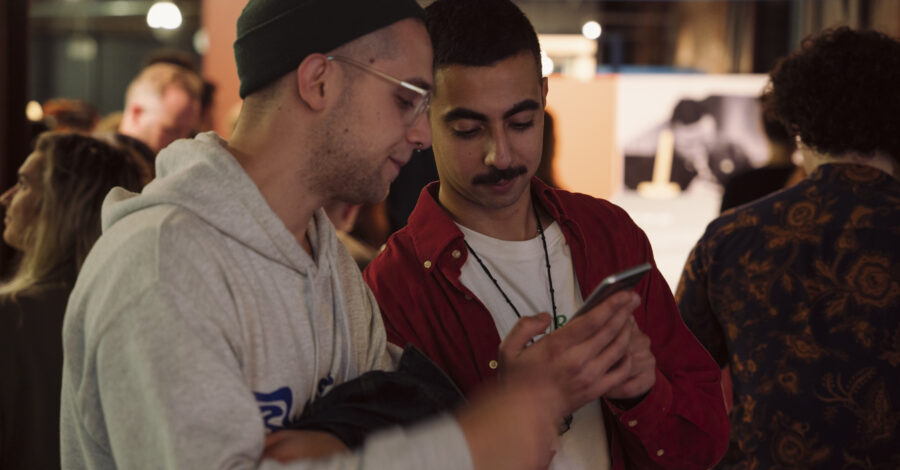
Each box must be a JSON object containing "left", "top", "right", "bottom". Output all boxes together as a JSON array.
[
  {"left": 499, "top": 262, "right": 652, "bottom": 415},
  {"left": 570, "top": 263, "right": 651, "bottom": 321}
]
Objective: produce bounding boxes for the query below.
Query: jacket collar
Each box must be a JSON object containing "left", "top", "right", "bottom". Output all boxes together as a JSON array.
[{"left": 404, "top": 177, "right": 569, "bottom": 268}]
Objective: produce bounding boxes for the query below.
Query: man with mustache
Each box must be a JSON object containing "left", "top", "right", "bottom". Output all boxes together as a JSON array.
[
  {"left": 59, "top": 0, "right": 571, "bottom": 469},
  {"left": 364, "top": 0, "right": 729, "bottom": 469}
]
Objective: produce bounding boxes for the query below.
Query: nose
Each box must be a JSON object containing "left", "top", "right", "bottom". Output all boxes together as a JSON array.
[
  {"left": 0, "top": 186, "right": 14, "bottom": 208},
  {"left": 407, "top": 111, "right": 432, "bottom": 151},
  {"left": 484, "top": 129, "right": 512, "bottom": 169}
]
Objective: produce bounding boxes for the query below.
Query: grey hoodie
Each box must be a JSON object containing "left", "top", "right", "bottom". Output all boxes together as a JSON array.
[{"left": 60, "top": 132, "right": 472, "bottom": 469}]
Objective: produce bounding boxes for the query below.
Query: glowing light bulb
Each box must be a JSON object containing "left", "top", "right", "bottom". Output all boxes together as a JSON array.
[
  {"left": 26, "top": 101, "right": 43, "bottom": 122},
  {"left": 582, "top": 21, "right": 602, "bottom": 40},
  {"left": 147, "top": 2, "right": 182, "bottom": 30},
  {"left": 541, "top": 50, "right": 555, "bottom": 77}
]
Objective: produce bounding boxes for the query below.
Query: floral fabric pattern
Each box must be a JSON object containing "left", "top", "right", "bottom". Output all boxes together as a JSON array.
[{"left": 677, "top": 164, "right": 900, "bottom": 469}]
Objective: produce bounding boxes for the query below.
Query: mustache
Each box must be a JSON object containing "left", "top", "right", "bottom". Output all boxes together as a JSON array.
[{"left": 472, "top": 166, "right": 528, "bottom": 185}]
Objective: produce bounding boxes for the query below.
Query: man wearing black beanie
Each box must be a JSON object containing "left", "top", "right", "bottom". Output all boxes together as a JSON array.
[{"left": 60, "top": 1, "right": 566, "bottom": 469}]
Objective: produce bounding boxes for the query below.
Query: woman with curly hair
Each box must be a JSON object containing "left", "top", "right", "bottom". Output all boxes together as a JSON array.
[
  {"left": 0, "top": 132, "right": 145, "bottom": 469},
  {"left": 677, "top": 27, "right": 900, "bottom": 469},
  {"left": 768, "top": 27, "right": 900, "bottom": 179}
]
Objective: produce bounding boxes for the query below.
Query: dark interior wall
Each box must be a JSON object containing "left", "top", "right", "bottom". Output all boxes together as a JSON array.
[
  {"left": 518, "top": 0, "right": 678, "bottom": 69},
  {"left": 753, "top": 1, "right": 792, "bottom": 73},
  {"left": 1, "top": 0, "right": 29, "bottom": 276},
  {"left": 30, "top": 32, "right": 198, "bottom": 115}
]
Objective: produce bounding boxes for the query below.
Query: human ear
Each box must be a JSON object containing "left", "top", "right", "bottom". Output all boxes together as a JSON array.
[
  {"left": 127, "top": 104, "right": 144, "bottom": 125},
  {"left": 295, "top": 54, "right": 331, "bottom": 112}
]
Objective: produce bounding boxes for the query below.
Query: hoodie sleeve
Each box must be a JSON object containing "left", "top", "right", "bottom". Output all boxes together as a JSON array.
[
  {"left": 70, "top": 279, "right": 472, "bottom": 470},
  {"left": 331, "top": 238, "right": 401, "bottom": 374}
]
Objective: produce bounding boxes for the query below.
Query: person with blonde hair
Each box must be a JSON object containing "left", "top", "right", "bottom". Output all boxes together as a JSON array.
[
  {"left": 118, "top": 62, "right": 203, "bottom": 153},
  {"left": 0, "top": 132, "right": 145, "bottom": 470}
]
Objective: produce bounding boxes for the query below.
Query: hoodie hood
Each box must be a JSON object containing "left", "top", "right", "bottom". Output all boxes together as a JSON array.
[{"left": 101, "top": 132, "right": 323, "bottom": 274}]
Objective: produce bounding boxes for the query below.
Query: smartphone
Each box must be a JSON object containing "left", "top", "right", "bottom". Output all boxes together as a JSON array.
[{"left": 570, "top": 262, "right": 652, "bottom": 320}]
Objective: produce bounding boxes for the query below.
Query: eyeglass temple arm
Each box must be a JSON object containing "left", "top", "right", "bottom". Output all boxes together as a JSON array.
[{"left": 328, "top": 56, "right": 428, "bottom": 96}]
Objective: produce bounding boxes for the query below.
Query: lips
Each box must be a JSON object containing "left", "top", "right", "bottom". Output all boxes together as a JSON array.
[
  {"left": 486, "top": 176, "right": 517, "bottom": 192},
  {"left": 389, "top": 157, "right": 406, "bottom": 170},
  {"left": 386, "top": 156, "right": 408, "bottom": 180}
]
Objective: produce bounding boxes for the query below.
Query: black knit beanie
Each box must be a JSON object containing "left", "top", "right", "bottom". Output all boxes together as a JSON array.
[{"left": 234, "top": 0, "right": 425, "bottom": 98}]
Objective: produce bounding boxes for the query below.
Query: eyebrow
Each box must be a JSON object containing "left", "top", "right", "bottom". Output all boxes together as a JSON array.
[
  {"left": 503, "top": 99, "right": 541, "bottom": 119},
  {"left": 443, "top": 108, "right": 487, "bottom": 123},
  {"left": 443, "top": 99, "right": 541, "bottom": 124}
]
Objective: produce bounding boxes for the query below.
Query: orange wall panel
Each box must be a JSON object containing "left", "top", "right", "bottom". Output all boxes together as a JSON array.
[
  {"left": 546, "top": 75, "right": 619, "bottom": 199},
  {"left": 202, "top": 0, "right": 246, "bottom": 139}
]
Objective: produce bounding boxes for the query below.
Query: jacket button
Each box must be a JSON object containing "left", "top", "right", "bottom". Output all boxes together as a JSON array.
[
  {"left": 488, "top": 360, "right": 498, "bottom": 369},
  {"left": 628, "top": 420, "right": 638, "bottom": 428},
  {"left": 656, "top": 449, "right": 665, "bottom": 457},
  {"left": 451, "top": 249, "right": 461, "bottom": 259},
  {"left": 424, "top": 260, "right": 432, "bottom": 269}
]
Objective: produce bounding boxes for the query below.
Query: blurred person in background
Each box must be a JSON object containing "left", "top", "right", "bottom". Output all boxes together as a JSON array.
[
  {"left": 41, "top": 98, "right": 100, "bottom": 133},
  {"left": 142, "top": 49, "right": 218, "bottom": 134},
  {"left": 719, "top": 96, "right": 804, "bottom": 213},
  {"left": 677, "top": 27, "right": 900, "bottom": 469},
  {"left": 117, "top": 61, "right": 203, "bottom": 154},
  {"left": 324, "top": 199, "right": 378, "bottom": 271},
  {"left": 0, "top": 133, "right": 145, "bottom": 470},
  {"left": 92, "top": 131, "right": 156, "bottom": 184},
  {"left": 92, "top": 111, "right": 123, "bottom": 134}
]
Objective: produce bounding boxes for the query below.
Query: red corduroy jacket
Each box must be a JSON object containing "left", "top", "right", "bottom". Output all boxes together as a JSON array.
[{"left": 364, "top": 179, "right": 729, "bottom": 469}]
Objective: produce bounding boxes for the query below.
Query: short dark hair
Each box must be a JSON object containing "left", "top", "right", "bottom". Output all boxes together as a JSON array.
[
  {"left": 767, "top": 27, "right": 900, "bottom": 162},
  {"left": 425, "top": 0, "right": 541, "bottom": 79}
]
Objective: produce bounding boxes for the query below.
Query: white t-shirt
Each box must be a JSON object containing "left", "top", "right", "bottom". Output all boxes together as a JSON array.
[{"left": 457, "top": 222, "right": 611, "bottom": 470}]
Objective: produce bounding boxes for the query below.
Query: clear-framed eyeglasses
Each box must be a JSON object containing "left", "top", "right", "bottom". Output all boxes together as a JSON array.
[{"left": 327, "top": 55, "right": 432, "bottom": 126}]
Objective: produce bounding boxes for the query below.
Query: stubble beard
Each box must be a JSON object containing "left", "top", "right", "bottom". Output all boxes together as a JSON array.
[{"left": 311, "top": 98, "right": 389, "bottom": 206}]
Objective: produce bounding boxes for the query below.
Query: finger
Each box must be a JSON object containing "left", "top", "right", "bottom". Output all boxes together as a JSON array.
[
  {"left": 626, "top": 324, "right": 651, "bottom": 354},
  {"left": 617, "top": 348, "right": 654, "bottom": 378},
  {"left": 565, "top": 322, "right": 635, "bottom": 407},
  {"left": 609, "top": 364, "right": 657, "bottom": 399},
  {"left": 555, "top": 303, "right": 633, "bottom": 372},
  {"left": 583, "top": 317, "right": 633, "bottom": 379},
  {"left": 583, "top": 354, "right": 634, "bottom": 403},
  {"left": 545, "top": 307, "right": 631, "bottom": 404},
  {"left": 559, "top": 291, "right": 639, "bottom": 344},
  {"left": 613, "top": 348, "right": 656, "bottom": 390},
  {"left": 500, "top": 313, "right": 552, "bottom": 360},
  {"left": 630, "top": 355, "right": 656, "bottom": 378}
]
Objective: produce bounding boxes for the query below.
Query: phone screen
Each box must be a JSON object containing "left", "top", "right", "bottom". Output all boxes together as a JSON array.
[{"left": 569, "top": 262, "right": 651, "bottom": 321}]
